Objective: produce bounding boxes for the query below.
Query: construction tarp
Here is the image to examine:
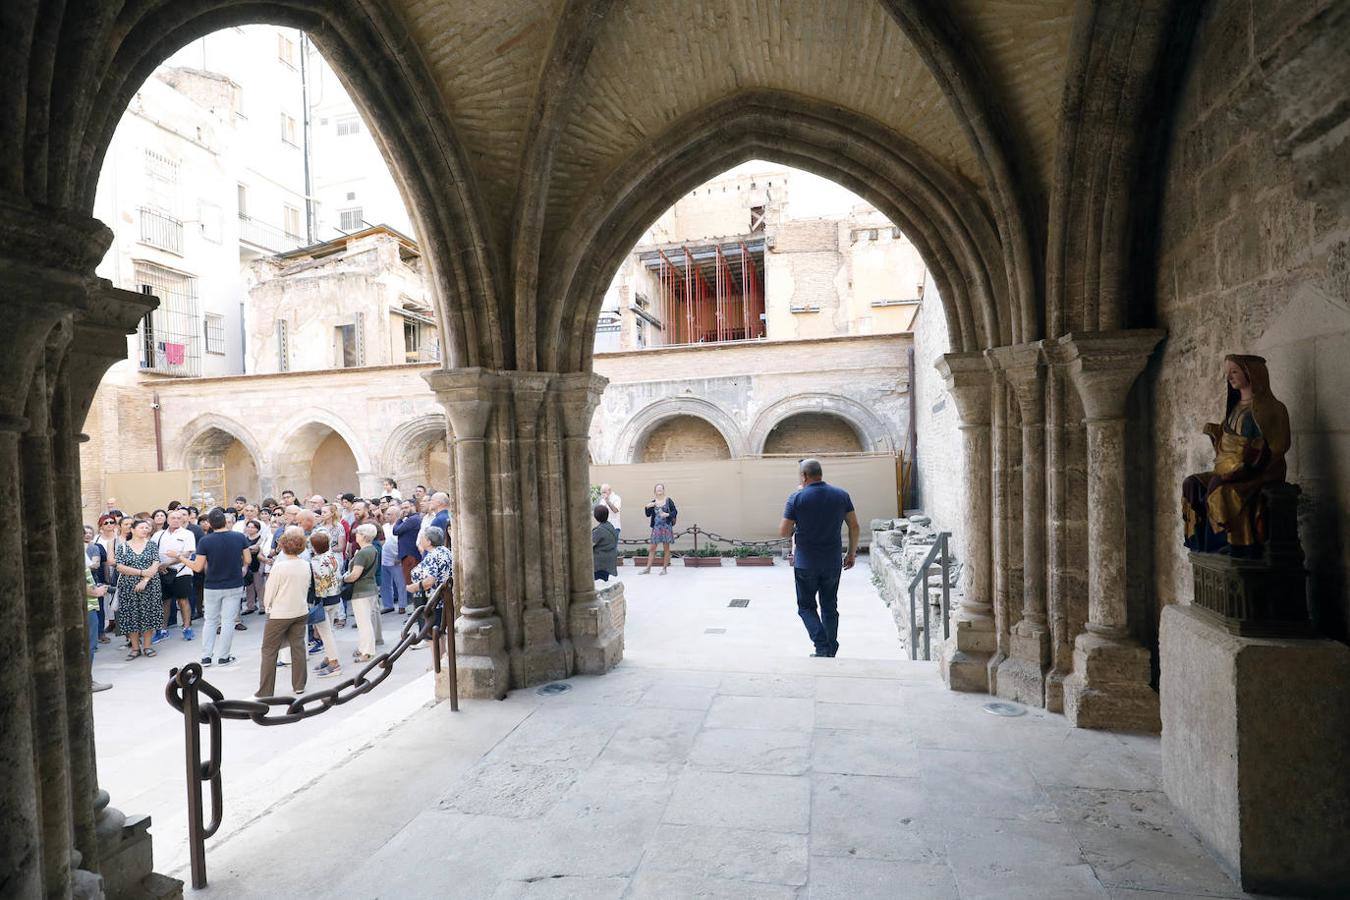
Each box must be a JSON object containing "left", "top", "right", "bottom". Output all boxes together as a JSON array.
[
  {"left": 104, "top": 470, "right": 191, "bottom": 515},
  {"left": 590, "top": 454, "right": 897, "bottom": 549}
]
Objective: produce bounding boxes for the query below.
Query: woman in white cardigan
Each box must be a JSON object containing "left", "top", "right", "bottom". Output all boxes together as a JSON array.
[{"left": 257, "top": 526, "right": 311, "bottom": 697}]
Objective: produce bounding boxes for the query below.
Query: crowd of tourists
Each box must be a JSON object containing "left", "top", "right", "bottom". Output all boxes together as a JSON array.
[{"left": 83, "top": 479, "right": 453, "bottom": 698}]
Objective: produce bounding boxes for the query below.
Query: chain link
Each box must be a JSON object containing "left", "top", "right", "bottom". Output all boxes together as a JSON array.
[
  {"left": 167, "top": 580, "right": 449, "bottom": 727},
  {"left": 617, "top": 523, "right": 790, "bottom": 548}
]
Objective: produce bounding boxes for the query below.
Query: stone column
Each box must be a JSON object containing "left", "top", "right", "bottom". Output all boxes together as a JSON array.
[
  {"left": 0, "top": 198, "right": 173, "bottom": 897},
  {"left": 426, "top": 368, "right": 511, "bottom": 699},
  {"left": 935, "top": 352, "right": 995, "bottom": 692},
  {"left": 555, "top": 372, "right": 624, "bottom": 674},
  {"left": 355, "top": 470, "right": 384, "bottom": 500},
  {"left": 1059, "top": 330, "right": 1165, "bottom": 731},
  {"left": 991, "top": 343, "right": 1051, "bottom": 707},
  {"left": 506, "top": 372, "right": 568, "bottom": 683},
  {"left": 987, "top": 368, "right": 1010, "bottom": 690}
]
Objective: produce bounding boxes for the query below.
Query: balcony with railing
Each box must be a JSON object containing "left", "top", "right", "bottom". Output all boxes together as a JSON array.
[
  {"left": 139, "top": 206, "right": 184, "bottom": 254},
  {"left": 404, "top": 342, "right": 442, "bottom": 364},
  {"left": 238, "top": 213, "right": 306, "bottom": 254}
]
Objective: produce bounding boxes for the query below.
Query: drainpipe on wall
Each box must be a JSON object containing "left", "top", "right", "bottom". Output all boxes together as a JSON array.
[
  {"left": 152, "top": 392, "right": 164, "bottom": 471},
  {"left": 299, "top": 31, "right": 315, "bottom": 244}
]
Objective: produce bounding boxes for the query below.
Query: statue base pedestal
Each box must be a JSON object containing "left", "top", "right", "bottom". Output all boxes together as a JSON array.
[{"left": 1160, "top": 604, "right": 1350, "bottom": 894}]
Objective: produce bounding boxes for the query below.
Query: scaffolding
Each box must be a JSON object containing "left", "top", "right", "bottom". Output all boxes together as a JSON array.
[{"left": 647, "top": 237, "right": 765, "bottom": 346}]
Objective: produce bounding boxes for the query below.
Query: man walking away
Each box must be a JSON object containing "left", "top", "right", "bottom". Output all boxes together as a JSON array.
[
  {"left": 779, "top": 458, "right": 859, "bottom": 658},
  {"left": 173, "top": 509, "right": 252, "bottom": 666}
]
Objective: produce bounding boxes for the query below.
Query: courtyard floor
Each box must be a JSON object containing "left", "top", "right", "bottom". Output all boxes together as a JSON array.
[{"left": 93, "top": 562, "right": 1256, "bottom": 899}]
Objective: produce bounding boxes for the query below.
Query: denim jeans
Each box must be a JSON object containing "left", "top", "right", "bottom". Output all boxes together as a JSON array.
[
  {"left": 794, "top": 567, "right": 842, "bottom": 655},
  {"left": 87, "top": 609, "right": 99, "bottom": 658},
  {"left": 380, "top": 563, "right": 407, "bottom": 611},
  {"left": 202, "top": 587, "right": 244, "bottom": 660}
]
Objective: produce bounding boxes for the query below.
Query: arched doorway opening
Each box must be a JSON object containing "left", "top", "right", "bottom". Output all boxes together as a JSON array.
[
  {"left": 636, "top": 415, "right": 733, "bottom": 463},
  {"left": 763, "top": 412, "right": 864, "bottom": 456},
  {"left": 181, "top": 424, "right": 261, "bottom": 506},
  {"left": 380, "top": 414, "right": 456, "bottom": 501},
  {"left": 271, "top": 419, "right": 363, "bottom": 500}
]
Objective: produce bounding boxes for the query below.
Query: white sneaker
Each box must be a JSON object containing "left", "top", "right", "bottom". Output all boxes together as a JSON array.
[{"left": 91, "top": 680, "right": 112, "bottom": 693}]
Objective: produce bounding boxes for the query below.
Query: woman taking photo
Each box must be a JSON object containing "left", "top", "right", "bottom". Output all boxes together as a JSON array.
[
  {"left": 257, "top": 526, "right": 311, "bottom": 697},
  {"left": 113, "top": 518, "right": 164, "bottom": 659},
  {"left": 642, "top": 483, "right": 678, "bottom": 576}
]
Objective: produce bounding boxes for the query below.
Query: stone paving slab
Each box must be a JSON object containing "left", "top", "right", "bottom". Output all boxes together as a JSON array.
[{"left": 101, "top": 565, "right": 1253, "bottom": 899}]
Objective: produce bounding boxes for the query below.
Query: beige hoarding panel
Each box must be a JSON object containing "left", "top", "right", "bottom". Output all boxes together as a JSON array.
[
  {"left": 591, "top": 454, "right": 896, "bottom": 548},
  {"left": 104, "top": 470, "right": 191, "bottom": 515}
]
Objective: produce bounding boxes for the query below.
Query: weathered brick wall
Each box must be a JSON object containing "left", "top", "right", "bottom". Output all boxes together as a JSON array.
[
  {"left": 1152, "top": 0, "right": 1350, "bottom": 638},
  {"left": 78, "top": 367, "right": 160, "bottom": 524},
  {"left": 637, "top": 416, "right": 732, "bottom": 463},
  {"left": 762, "top": 412, "right": 864, "bottom": 455}
]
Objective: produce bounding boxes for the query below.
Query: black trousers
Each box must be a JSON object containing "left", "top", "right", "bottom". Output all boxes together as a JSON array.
[{"left": 794, "top": 567, "right": 841, "bottom": 656}]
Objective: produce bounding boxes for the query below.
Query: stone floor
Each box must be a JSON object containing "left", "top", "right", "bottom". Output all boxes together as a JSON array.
[{"left": 94, "top": 563, "right": 1258, "bottom": 898}]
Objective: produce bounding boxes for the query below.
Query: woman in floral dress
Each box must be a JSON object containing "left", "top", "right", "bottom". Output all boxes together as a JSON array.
[{"left": 114, "top": 518, "right": 164, "bottom": 659}]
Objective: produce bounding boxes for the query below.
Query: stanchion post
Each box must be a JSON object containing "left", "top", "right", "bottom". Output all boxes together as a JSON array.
[{"left": 181, "top": 674, "right": 208, "bottom": 890}]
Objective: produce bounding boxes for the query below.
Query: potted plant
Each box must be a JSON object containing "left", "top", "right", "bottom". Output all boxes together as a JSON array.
[
  {"left": 682, "top": 546, "right": 724, "bottom": 567},
  {"left": 733, "top": 545, "right": 776, "bottom": 567}
]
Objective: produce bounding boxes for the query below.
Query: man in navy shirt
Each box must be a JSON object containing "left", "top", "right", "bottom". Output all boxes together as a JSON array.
[
  {"left": 173, "top": 509, "right": 252, "bottom": 666},
  {"left": 779, "top": 458, "right": 860, "bottom": 657}
]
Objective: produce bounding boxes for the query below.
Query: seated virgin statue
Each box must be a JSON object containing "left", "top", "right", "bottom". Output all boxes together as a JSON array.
[{"left": 1182, "top": 354, "right": 1290, "bottom": 558}]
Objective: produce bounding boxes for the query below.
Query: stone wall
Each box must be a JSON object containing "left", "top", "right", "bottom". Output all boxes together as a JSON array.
[
  {"left": 912, "top": 296, "right": 964, "bottom": 532},
  {"left": 636, "top": 415, "right": 732, "bottom": 463},
  {"left": 763, "top": 412, "right": 863, "bottom": 455},
  {"left": 1152, "top": 0, "right": 1350, "bottom": 639}
]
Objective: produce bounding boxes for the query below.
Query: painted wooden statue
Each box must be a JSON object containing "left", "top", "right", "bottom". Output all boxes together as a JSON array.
[{"left": 1182, "top": 354, "right": 1291, "bottom": 557}]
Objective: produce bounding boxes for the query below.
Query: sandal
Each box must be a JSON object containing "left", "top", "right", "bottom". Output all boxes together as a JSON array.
[
  {"left": 125, "top": 650, "right": 141, "bottom": 661},
  {"left": 143, "top": 648, "right": 157, "bottom": 658},
  {"left": 335, "top": 619, "right": 347, "bottom": 628}
]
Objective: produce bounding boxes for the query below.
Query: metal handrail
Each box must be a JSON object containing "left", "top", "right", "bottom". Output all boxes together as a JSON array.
[
  {"left": 907, "top": 532, "right": 952, "bottom": 661},
  {"left": 164, "top": 580, "right": 456, "bottom": 889}
]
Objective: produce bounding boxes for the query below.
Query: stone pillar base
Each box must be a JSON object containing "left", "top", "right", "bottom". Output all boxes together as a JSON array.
[
  {"left": 569, "top": 582, "right": 626, "bottom": 675},
  {"left": 511, "top": 607, "right": 568, "bottom": 686},
  {"left": 938, "top": 615, "right": 995, "bottom": 692},
  {"left": 96, "top": 803, "right": 182, "bottom": 899},
  {"left": 1062, "top": 630, "right": 1159, "bottom": 732},
  {"left": 1044, "top": 668, "right": 1069, "bottom": 713},
  {"left": 995, "top": 623, "right": 1050, "bottom": 706},
  {"left": 455, "top": 613, "right": 510, "bottom": 699},
  {"left": 1160, "top": 605, "right": 1350, "bottom": 895}
]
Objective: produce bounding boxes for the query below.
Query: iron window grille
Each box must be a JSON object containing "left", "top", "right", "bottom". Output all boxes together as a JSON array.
[
  {"left": 338, "top": 207, "right": 363, "bottom": 231},
  {"left": 336, "top": 116, "right": 360, "bottom": 136},
  {"left": 204, "top": 313, "right": 226, "bottom": 355},
  {"left": 139, "top": 206, "right": 184, "bottom": 254},
  {"left": 134, "top": 261, "right": 200, "bottom": 376}
]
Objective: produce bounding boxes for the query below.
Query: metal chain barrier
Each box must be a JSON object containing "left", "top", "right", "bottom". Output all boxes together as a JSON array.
[
  {"left": 617, "top": 522, "right": 790, "bottom": 549},
  {"left": 164, "top": 580, "right": 455, "bottom": 889}
]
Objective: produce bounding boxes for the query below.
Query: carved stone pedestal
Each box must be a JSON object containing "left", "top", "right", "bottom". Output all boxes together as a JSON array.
[
  {"left": 570, "top": 581, "right": 626, "bottom": 674},
  {"left": 1160, "top": 604, "right": 1350, "bottom": 895},
  {"left": 512, "top": 606, "right": 569, "bottom": 685}
]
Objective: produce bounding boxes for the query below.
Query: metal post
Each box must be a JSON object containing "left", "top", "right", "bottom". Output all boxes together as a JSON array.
[
  {"left": 908, "top": 583, "right": 917, "bottom": 660},
  {"left": 922, "top": 569, "right": 931, "bottom": 661},
  {"left": 181, "top": 674, "right": 207, "bottom": 890},
  {"left": 940, "top": 534, "right": 951, "bottom": 642}
]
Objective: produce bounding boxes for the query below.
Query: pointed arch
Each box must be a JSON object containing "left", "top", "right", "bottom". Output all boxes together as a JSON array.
[{"left": 171, "top": 412, "right": 265, "bottom": 472}]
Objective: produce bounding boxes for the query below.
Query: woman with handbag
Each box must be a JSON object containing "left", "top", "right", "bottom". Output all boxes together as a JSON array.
[
  {"left": 257, "top": 527, "right": 310, "bottom": 697},
  {"left": 308, "top": 531, "right": 345, "bottom": 678},
  {"left": 342, "top": 524, "right": 380, "bottom": 664},
  {"left": 642, "top": 484, "right": 678, "bottom": 576}
]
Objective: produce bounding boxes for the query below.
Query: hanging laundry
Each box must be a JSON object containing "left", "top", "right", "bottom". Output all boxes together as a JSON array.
[{"left": 163, "top": 342, "right": 185, "bottom": 365}]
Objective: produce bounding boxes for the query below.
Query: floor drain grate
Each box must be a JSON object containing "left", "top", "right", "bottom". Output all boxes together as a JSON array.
[
  {"left": 983, "top": 701, "right": 1027, "bottom": 717},
  {"left": 536, "top": 682, "right": 572, "bottom": 696},
  {"left": 704, "top": 628, "right": 727, "bottom": 634},
  {"left": 728, "top": 598, "right": 750, "bottom": 608}
]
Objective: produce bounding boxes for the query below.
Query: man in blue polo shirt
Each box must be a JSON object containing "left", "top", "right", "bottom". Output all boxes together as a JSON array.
[{"left": 780, "top": 458, "right": 860, "bottom": 658}]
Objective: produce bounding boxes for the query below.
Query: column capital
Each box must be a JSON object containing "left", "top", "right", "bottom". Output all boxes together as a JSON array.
[
  {"left": 424, "top": 367, "right": 507, "bottom": 440},
  {"left": 0, "top": 198, "right": 112, "bottom": 277},
  {"left": 553, "top": 371, "right": 608, "bottom": 439},
  {"left": 66, "top": 285, "right": 158, "bottom": 431},
  {"left": 502, "top": 372, "right": 554, "bottom": 436},
  {"left": 1057, "top": 329, "right": 1166, "bottom": 421},
  {"left": 936, "top": 351, "right": 994, "bottom": 427},
  {"left": 988, "top": 341, "right": 1046, "bottom": 422}
]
